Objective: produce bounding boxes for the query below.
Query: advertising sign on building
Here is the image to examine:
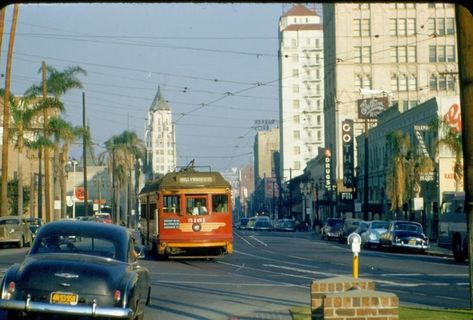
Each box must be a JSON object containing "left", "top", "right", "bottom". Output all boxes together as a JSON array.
[
  {"left": 342, "top": 119, "right": 354, "bottom": 188},
  {"left": 324, "top": 149, "right": 332, "bottom": 191},
  {"left": 264, "top": 177, "right": 279, "bottom": 198},
  {"left": 357, "top": 97, "right": 388, "bottom": 119}
]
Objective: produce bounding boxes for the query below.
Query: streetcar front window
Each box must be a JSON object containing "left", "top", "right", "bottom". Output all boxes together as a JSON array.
[
  {"left": 187, "top": 197, "right": 208, "bottom": 215},
  {"left": 212, "top": 194, "right": 229, "bottom": 213},
  {"left": 163, "top": 195, "right": 180, "bottom": 214}
]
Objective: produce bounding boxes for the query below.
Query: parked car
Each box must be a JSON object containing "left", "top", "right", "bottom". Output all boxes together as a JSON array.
[
  {"left": 338, "top": 218, "right": 363, "bottom": 243},
  {"left": 354, "top": 220, "right": 369, "bottom": 236},
  {"left": 238, "top": 218, "right": 250, "bottom": 230},
  {"left": 277, "top": 218, "right": 295, "bottom": 232},
  {"left": 0, "top": 220, "right": 151, "bottom": 319},
  {"left": 95, "top": 212, "right": 112, "bottom": 224},
  {"left": 0, "top": 216, "right": 33, "bottom": 248},
  {"left": 254, "top": 220, "right": 272, "bottom": 231},
  {"left": 320, "top": 218, "right": 343, "bottom": 240},
  {"left": 361, "top": 220, "right": 390, "bottom": 249},
  {"left": 246, "top": 217, "right": 257, "bottom": 230},
  {"left": 25, "top": 217, "right": 43, "bottom": 240},
  {"left": 379, "top": 220, "right": 429, "bottom": 252}
]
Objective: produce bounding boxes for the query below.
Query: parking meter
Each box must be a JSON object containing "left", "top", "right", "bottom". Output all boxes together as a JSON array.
[{"left": 347, "top": 232, "right": 362, "bottom": 279}]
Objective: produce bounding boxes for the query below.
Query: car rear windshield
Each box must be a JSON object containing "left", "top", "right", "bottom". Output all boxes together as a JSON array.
[
  {"left": 33, "top": 234, "right": 118, "bottom": 260},
  {"left": 0, "top": 219, "right": 19, "bottom": 225}
]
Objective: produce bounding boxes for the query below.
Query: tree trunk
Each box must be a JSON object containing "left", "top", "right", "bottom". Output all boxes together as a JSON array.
[{"left": 42, "top": 62, "right": 52, "bottom": 222}]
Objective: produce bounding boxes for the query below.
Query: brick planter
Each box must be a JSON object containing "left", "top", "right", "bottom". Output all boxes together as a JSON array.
[{"left": 311, "top": 277, "right": 398, "bottom": 320}]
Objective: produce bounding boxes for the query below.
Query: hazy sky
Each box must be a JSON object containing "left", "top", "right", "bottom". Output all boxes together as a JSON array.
[{"left": 2, "top": 3, "right": 319, "bottom": 172}]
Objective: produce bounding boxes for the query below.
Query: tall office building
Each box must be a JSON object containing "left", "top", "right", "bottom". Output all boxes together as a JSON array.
[
  {"left": 278, "top": 4, "right": 325, "bottom": 180},
  {"left": 145, "top": 86, "right": 177, "bottom": 177},
  {"left": 323, "top": 2, "right": 458, "bottom": 183}
]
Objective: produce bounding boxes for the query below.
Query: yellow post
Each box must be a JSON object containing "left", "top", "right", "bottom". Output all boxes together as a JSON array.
[{"left": 353, "top": 253, "right": 359, "bottom": 279}]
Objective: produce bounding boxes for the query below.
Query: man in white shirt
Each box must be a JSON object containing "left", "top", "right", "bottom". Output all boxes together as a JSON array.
[{"left": 192, "top": 202, "right": 207, "bottom": 215}]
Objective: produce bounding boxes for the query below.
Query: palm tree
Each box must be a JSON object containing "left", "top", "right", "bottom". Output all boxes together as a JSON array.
[
  {"left": 431, "top": 117, "right": 464, "bottom": 192},
  {"left": 25, "top": 64, "right": 86, "bottom": 221},
  {"left": 0, "top": 90, "right": 62, "bottom": 216},
  {"left": 48, "top": 117, "right": 81, "bottom": 219},
  {"left": 100, "top": 131, "right": 144, "bottom": 225},
  {"left": 385, "top": 131, "right": 410, "bottom": 220}
]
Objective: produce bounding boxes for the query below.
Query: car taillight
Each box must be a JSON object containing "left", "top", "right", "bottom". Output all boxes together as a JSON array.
[
  {"left": 3, "top": 281, "right": 15, "bottom": 300},
  {"left": 7, "top": 282, "right": 15, "bottom": 294},
  {"left": 113, "top": 290, "right": 121, "bottom": 302}
]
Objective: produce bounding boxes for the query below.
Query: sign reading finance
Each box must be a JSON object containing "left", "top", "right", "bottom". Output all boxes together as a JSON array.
[
  {"left": 357, "top": 97, "right": 388, "bottom": 119},
  {"left": 342, "top": 120, "right": 354, "bottom": 188}
]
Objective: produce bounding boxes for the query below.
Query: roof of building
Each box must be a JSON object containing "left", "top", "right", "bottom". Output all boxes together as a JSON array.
[
  {"left": 282, "top": 4, "right": 317, "bottom": 17},
  {"left": 149, "top": 85, "right": 170, "bottom": 111}
]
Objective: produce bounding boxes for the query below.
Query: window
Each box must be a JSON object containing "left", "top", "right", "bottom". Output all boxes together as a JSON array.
[
  {"left": 398, "top": 18, "right": 407, "bottom": 36},
  {"left": 446, "top": 18, "right": 455, "bottom": 35},
  {"left": 408, "top": 74, "right": 417, "bottom": 91},
  {"left": 437, "top": 46, "right": 446, "bottom": 62},
  {"left": 315, "top": 39, "right": 320, "bottom": 48},
  {"left": 293, "top": 115, "right": 300, "bottom": 124},
  {"left": 293, "top": 84, "right": 299, "bottom": 93},
  {"left": 398, "top": 46, "right": 407, "bottom": 62},
  {"left": 293, "top": 130, "right": 300, "bottom": 139},
  {"left": 353, "top": 19, "right": 370, "bottom": 36},
  {"left": 186, "top": 197, "right": 208, "bottom": 215},
  {"left": 430, "top": 74, "right": 438, "bottom": 91},
  {"left": 399, "top": 74, "right": 407, "bottom": 91},
  {"left": 447, "top": 45, "right": 456, "bottom": 62},
  {"left": 163, "top": 195, "right": 180, "bottom": 214},
  {"left": 291, "top": 39, "right": 297, "bottom": 48},
  {"left": 317, "top": 115, "right": 321, "bottom": 125},
  {"left": 294, "top": 146, "right": 301, "bottom": 154},
  {"left": 429, "top": 45, "right": 436, "bottom": 62},
  {"left": 437, "top": 18, "right": 445, "bottom": 35},
  {"left": 212, "top": 194, "right": 228, "bottom": 213},
  {"left": 407, "top": 18, "right": 416, "bottom": 35},
  {"left": 354, "top": 46, "right": 371, "bottom": 63},
  {"left": 293, "top": 100, "right": 300, "bottom": 109},
  {"left": 408, "top": 46, "right": 416, "bottom": 62},
  {"left": 292, "top": 69, "right": 299, "bottom": 77},
  {"left": 292, "top": 53, "right": 298, "bottom": 62}
]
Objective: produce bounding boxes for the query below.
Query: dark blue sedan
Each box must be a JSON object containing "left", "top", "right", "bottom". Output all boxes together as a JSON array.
[{"left": 0, "top": 220, "right": 150, "bottom": 319}]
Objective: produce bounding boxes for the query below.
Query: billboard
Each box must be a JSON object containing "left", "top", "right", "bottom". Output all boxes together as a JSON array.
[{"left": 357, "top": 97, "right": 388, "bottom": 119}]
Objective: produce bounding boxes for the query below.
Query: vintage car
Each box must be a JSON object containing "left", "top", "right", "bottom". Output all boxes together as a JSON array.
[
  {"left": 0, "top": 216, "right": 34, "bottom": 248},
  {"left": 0, "top": 220, "right": 150, "bottom": 319},
  {"left": 25, "top": 217, "right": 43, "bottom": 240},
  {"left": 361, "top": 220, "right": 390, "bottom": 249},
  {"left": 379, "top": 220, "right": 429, "bottom": 252},
  {"left": 320, "top": 218, "right": 343, "bottom": 241}
]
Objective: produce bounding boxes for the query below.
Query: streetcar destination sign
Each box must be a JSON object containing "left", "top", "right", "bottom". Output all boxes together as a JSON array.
[{"left": 178, "top": 176, "right": 214, "bottom": 184}]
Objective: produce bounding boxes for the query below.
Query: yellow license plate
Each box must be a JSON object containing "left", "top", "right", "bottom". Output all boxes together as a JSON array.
[
  {"left": 408, "top": 239, "right": 416, "bottom": 245},
  {"left": 50, "top": 292, "right": 78, "bottom": 305}
]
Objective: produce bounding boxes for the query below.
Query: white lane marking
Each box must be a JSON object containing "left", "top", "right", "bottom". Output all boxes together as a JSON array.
[
  {"left": 249, "top": 235, "right": 268, "bottom": 247},
  {"left": 262, "top": 264, "right": 336, "bottom": 277},
  {"left": 381, "top": 273, "right": 468, "bottom": 278},
  {"left": 233, "top": 231, "right": 257, "bottom": 248},
  {"left": 154, "top": 280, "right": 296, "bottom": 287}
]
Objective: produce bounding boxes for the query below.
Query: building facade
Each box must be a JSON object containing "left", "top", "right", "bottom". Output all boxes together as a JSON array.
[
  {"left": 356, "top": 96, "right": 461, "bottom": 238},
  {"left": 278, "top": 4, "right": 325, "bottom": 179},
  {"left": 323, "top": 3, "right": 458, "bottom": 187},
  {"left": 144, "top": 86, "right": 177, "bottom": 177}
]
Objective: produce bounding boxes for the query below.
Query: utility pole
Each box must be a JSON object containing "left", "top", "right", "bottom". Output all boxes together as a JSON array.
[
  {"left": 0, "top": 5, "right": 19, "bottom": 217},
  {"left": 0, "top": 8, "right": 6, "bottom": 62},
  {"left": 42, "top": 61, "right": 52, "bottom": 222},
  {"left": 82, "top": 92, "right": 88, "bottom": 216},
  {"left": 363, "top": 119, "right": 369, "bottom": 221},
  {"left": 456, "top": 4, "right": 473, "bottom": 310}
]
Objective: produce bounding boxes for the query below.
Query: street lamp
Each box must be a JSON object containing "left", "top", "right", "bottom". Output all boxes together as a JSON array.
[
  {"left": 300, "top": 181, "right": 311, "bottom": 226},
  {"left": 68, "top": 158, "right": 78, "bottom": 219}
]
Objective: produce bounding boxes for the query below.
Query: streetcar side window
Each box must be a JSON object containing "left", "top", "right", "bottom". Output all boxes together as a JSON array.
[
  {"left": 212, "top": 194, "right": 228, "bottom": 213},
  {"left": 186, "top": 197, "right": 208, "bottom": 215},
  {"left": 149, "top": 203, "right": 156, "bottom": 219},
  {"left": 163, "top": 195, "right": 180, "bottom": 214}
]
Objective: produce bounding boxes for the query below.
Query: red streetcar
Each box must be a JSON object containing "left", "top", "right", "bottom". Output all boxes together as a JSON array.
[{"left": 139, "top": 166, "right": 233, "bottom": 258}]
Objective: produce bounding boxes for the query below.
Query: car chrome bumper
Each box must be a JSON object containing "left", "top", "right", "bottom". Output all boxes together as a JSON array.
[
  {"left": 392, "top": 243, "right": 429, "bottom": 250},
  {"left": 0, "top": 297, "right": 133, "bottom": 318}
]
